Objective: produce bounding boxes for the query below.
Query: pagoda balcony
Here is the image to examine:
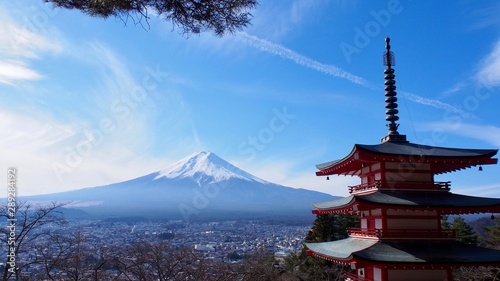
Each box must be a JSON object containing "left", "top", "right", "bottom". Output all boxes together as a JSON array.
[
  {"left": 348, "top": 228, "right": 456, "bottom": 239},
  {"left": 348, "top": 181, "right": 451, "bottom": 194}
]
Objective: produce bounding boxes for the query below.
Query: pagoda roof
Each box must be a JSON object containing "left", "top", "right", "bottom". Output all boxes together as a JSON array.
[
  {"left": 357, "top": 142, "right": 497, "bottom": 158},
  {"left": 313, "top": 196, "right": 357, "bottom": 213},
  {"left": 306, "top": 238, "right": 378, "bottom": 261},
  {"left": 316, "top": 141, "right": 497, "bottom": 176},
  {"left": 313, "top": 191, "right": 500, "bottom": 214},
  {"left": 306, "top": 238, "right": 500, "bottom": 265}
]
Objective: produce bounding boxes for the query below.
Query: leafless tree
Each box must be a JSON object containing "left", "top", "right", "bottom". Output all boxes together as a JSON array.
[
  {"left": 33, "top": 232, "right": 74, "bottom": 280},
  {"left": 0, "top": 201, "right": 67, "bottom": 280},
  {"left": 112, "top": 240, "right": 213, "bottom": 280},
  {"left": 34, "top": 230, "right": 112, "bottom": 280},
  {"left": 453, "top": 266, "right": 500, "bottom": 281}
]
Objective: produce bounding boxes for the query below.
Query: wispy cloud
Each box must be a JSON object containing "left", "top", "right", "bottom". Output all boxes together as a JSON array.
[
  {"left": 440, "top": 81, "right": 466, "bottom": 98},
  {"left": 236, "top": 32, "right": 372, "bottom": 87},
  {"left": 290, "top": 0, "right": 324, "bottom": 24},
  {"left": 0, "top": 109, "right": 78, "bottom": 195},
  {"left": 405, "top": 38, "right": 500, "bottom": 116},
  {"left": 285, "top": 173, "right": 358, "bottom": 197},
  {"left": 0, "top": 60, "right": 43, "bottom": 85},
  {"left": 249, "top": 0, "right": 328, "bottom": 39},
  {"left": 0, "top": 6, "right": 61, "bottom": 85},
  {"left": 467, "top": 2, "right": 500, "bottom": 31},
  {"left": 241, "top": 157, "right": 356, "bottom": 197},
  {"left": 423, "top": 121, "right": 500, "bottom": 146},
  {"left": 0, "top": 110, "right": 75, "bottom": 152},
  {"left": 452, "top": 182, "right": 500, "bottom": 197},
  {"left": 288, "top": 0, "right": 328, "bottom": 27},
  {"left": 0, "top": 41, "right": 180, "bottom": 196},
  {"left": 477, "top": 39, "right": 500, "bottom": 87}
]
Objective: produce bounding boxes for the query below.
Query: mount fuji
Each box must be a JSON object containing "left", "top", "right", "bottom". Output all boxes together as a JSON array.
[{"left": 25, "top": 152, "right": 336, "bottom": 221}]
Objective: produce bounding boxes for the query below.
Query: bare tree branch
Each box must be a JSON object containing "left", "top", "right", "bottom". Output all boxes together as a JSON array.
[{"left": 0, "top": 201, "right": 68, "bottom": 280}]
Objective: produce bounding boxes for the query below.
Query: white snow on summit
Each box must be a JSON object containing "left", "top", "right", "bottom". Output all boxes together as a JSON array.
[{"left": 154, "top": 151, "right": 269, "bottom": 184}]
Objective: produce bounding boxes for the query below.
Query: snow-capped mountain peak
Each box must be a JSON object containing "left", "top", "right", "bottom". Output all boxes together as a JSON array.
[{"left": 154, "top": 151, "right": 269, "bottom": 184}]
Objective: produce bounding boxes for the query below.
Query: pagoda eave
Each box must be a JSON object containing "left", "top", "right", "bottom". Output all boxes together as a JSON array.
[
  {"left": 313, "top": 204, "right": 500, "bottom": 216},
  {"left": 354, "top": 257, "right": 500, "bottom": 270},
  {"left": 312, "top": 191, "right": 500, "bottom": 215},
  {"left": 305, "top": 249, "right": 354, "bottom": 265},
  {"left": 315, "top": 143, "right": 498, "bottom": 177},
  {"left": 306, "top": 239, "right": 500, "bottom": 267},
  {"left": 313, "top": 204, "right": 500, "bottom": 217},
  {"left": 313, "top": 207, "right": 357, "bottom": 215},
  {"left": 312, "top": 196, "right": 358, "bottom": 215},
  {"left": 316, "top": 155, "right": 497, "bottom": 177},
  {"left": 315, "top": 155, "right": 361, "bottom": 177}
]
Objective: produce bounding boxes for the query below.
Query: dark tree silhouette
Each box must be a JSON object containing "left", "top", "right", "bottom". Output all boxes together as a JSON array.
[
  {"left": 442, "top": 215, "right": 478, "bottom": 245},
  {"left": 236, "top": 250, "right": 285, "bottom": 281},
  {"left": 481, "top": 217, "right": 500, "bottom": 250},
  {"left": 283, "top": 214, "right": 359, "bottom": 281},
  {"left": 304, "top": 213, "right": 359, "bottom": 243},
  {"left": 441, "top": 215, "right": 500, "bottom": 280},
  {"left": 44, "top": 0, "right": 258, "bottom": 35}
]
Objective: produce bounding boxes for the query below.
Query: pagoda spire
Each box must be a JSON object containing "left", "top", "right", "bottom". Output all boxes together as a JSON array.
[{"left": 381, "top": 37, "right": 407, "bottom": 143}]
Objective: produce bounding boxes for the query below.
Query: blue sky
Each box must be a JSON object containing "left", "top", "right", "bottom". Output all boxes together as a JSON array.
[{"left": 1, "top": 0, "right": 500, "bottom": 197}]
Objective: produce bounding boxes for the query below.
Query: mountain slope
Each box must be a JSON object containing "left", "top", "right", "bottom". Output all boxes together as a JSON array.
[{"left": 25, "top": 151, "right": 336, "bottom": 220}]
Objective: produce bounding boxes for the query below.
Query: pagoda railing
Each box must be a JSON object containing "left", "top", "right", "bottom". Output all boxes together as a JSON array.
[
  {"left": 348, "top": 181, "right": 381, "bottom": 194},
  {"left": 348, "top": 228, "right": 456, "bottom": 239},
  {"left": 345, "top": 271, "right": 370, "bottom": 281},
  {"left": 349, "top": 181, "right": 451, "bottom": 194}
]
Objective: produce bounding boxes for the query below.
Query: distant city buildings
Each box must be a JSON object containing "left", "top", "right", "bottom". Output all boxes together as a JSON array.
[{"left": 0, "top": 219, "right": 309, "bottom": 277}]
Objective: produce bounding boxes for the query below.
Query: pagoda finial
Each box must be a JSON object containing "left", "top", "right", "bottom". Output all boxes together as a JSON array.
[
  {"left": 381, "top": 37, "right": 407, "bottom": 143},
  {"left": 384, "top": 37, "right": 394, "bottom": 68}
]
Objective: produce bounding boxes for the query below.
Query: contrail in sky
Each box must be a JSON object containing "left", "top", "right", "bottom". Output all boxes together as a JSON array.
[
  {"left": 237, "top": 32, "right": 467, "bottom": 115},
  {"left": 401, "top": 91, "right": 473, "bottom": 117},
  {"left": 236, "top": 32, "right": 372, "bottom": 88}
]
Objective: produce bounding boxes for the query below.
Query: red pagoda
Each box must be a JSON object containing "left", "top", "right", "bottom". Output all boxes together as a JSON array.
[{"left": 306, "top": 38, "right": 500, "bottom": 281}]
